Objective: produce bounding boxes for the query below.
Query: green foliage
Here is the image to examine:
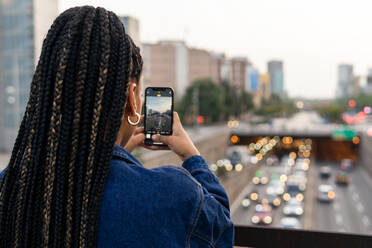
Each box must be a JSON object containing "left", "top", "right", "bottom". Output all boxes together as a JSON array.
[
  {"left": 337, "top": 93, "right": 372, "bottom": 110},
  {"left": 176, "top": 78, "right": 254, "bottom": 124},
  {"left": 255, "top": 94, "right": 297, "bottom": 117},
  {"left": 313, "top": 104, "right": 347, "bottom": 123},
  {"left": 176, "top": 78, "right": 225, "bottom": 123}
]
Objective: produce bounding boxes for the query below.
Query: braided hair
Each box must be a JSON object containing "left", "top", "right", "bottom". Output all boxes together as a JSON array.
[{"left": 0, "top": 6, "right": 143, "bottom": 247}]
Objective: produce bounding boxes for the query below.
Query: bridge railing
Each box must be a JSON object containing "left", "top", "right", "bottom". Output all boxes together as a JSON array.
[{"left": 234, "top": 225, "right": 372, "bottom": 248}]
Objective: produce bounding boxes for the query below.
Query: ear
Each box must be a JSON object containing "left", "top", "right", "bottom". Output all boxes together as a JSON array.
[{"left": 126, "top": 81, "right": 138, "bottom": 116}]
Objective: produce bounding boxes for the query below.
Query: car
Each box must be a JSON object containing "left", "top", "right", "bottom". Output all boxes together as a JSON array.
[
  {"left": 319, "top": 166, "right": 331, "bottom": 179},
  {"left": 266, "top": 155, "right": 279, "bottom": 166},
  {"left": 262, "top": 194, "right": 281, "bottom": 208},
  {"left": 335, "top": 171, "right": 349, "bottom": 185},
  {"left": 266, "top": 179, "right": 285, "bottom": 195},
  {"left": 241, "top": 196, "right": 251, "bottom": 208},
  {"left": 317, "top": 185, "right": 335, "bottom": 202},
  {"left": 280, "top": 217, "right": 302, "bottom": 229},
  {"left": 251, "top": 204, "right": 273, "bottom": 225},
  {"left": 340, "top": 159, "right": 353, "bottom": 171},
  {"left": 283, "top": 180, "right": 305, "bottom": 202},
  {"left": 229, "top": 151, "right": 242, "bottom": 166},
  {"left": 283, "top": 198, "right": 304, "bottom": 216},
  {"left": 294, "top": 161, "right": 309, "bottom": 172},
  {"left": 252, "top": 170, "right": 269, "bottom": 185}
]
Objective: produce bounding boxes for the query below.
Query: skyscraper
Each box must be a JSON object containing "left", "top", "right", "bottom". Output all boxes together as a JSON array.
[
  {"left": 0, "top": 0, "right": 58, "bottom": 151},
  {"left": 231, "top": 57, "right": 249, "bottom": 93},
  {"left": 363, "top": 68, "right": 372, "bottom": 94},
  {"left": 336, "top": 64, "right": 354, "bottom": 98},
  {"left": 268, "top": 60, "right": 284, "bottom": 95}
]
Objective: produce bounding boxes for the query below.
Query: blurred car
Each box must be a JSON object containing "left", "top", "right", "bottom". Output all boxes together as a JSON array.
[
  {"left": 229, "top": 151, "right": 242, "bottom": 166},
  {"left": 319, "top": 166, "right": 331, "bottom": 179},
  {"left": 317, "top": 185, "right": 335, "bottom": 202},
  {"left": 283, "top": 198, "right": 304, "bottom": 216},
  {"left": 266, "top": 179, "right": 285, "bottom": 195},
  {"left": 266, "top": 155, "right": 279, "bottom": 166},
  {"left": 340, "top": 159, "right": 353, "bottom": 171},
  {"left": 251, "top": 204, "right": 273, "bottom": 225},
  {"left": 252, "top": 170, "right": 269, "bottom": 185},
  {"left": 287, "top": 173, "right": 307, "bottom": 191},
  {"left": 280, "top": 217, "right": 302, "bottom": 229},
  {"left": 294, "top": 161, "right": 309, "bottom": 172},
  {"left": 241, "top": 195, "right": 251, "bottom": 209},
  {"left": 283, "top": 180, "right": 304, "bottom": 202},
  {"left": 335, "top": 171, "right": 350, "bottom": 185},
  {"left": 262, "top": 194, "right": 281, "bottom": 208}
]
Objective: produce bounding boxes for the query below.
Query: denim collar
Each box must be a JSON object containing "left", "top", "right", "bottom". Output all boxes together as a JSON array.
[{"left": 112, "top": 144, "right": 143, "bottom": 167}]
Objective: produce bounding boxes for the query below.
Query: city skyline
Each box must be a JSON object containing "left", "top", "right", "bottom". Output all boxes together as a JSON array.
[{"left": 60, "top": 0, "right": 372, "bottom": 99}]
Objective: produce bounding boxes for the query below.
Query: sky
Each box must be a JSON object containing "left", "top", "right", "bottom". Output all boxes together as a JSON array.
[
  {"left": 60, "top": 0, "right": 372, "bottom": 99},
  {"left": 146, "top": 96, "right": 172, "bottom": 113}
]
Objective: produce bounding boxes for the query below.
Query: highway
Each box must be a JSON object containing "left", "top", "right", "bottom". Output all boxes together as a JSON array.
[
  {"left": 231, "top": 155, "right": 372, "bottom": 235},
  {"left": 314, "top": 162, "right": 372, "bottom": 235}
]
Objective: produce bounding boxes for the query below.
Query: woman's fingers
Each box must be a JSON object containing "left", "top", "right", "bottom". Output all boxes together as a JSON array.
[
  {"left": 133, "top": 126, "right": 144, "bottom": 135},
  {"left": 140, "top": 143, "right": 170, "bottom": 150}
]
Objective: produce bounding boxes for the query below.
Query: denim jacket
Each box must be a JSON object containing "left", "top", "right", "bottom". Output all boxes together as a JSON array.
[
  {"left": 0, "top": 144, "right": 234, "bottom": 247},
  {"left": 97, "top": 144, "right": 234, "bottom": 247}
]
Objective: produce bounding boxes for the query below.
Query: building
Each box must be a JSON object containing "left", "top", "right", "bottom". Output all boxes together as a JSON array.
[
  {"left": 231, "top": 57, "right": 249, "bottom": 92},
  {"left": 245, "top": 66, "right": 259, "bottom": 93},
  {"left": 210, "top": 52, "right": 225, "bottom": 85},
  {"left": 352, "top": 76, "right": 360, "bottom": 96},
  {"left": 336, "top": 64, "right": 354, "bottom": 98},
  {"left": 363, "top": 68, "right": 372, "bottom": 94},
  {"left": 268, "top": 60, "right": 284, "bottom": 95},
  {"left": 253, "top": 73, "right": 270, "bottom": 108},
  {"left": 142, "top": 41, "right": 188, "bottom": 100},
  {"left": 120, "top": 16, "right": 141, "bottom": 47},
  {"left": 188, "top": 47, "right": 212, "bottom": 86},
  {"left": 0, "top": 0, "right": 58, "bottom": 151}
]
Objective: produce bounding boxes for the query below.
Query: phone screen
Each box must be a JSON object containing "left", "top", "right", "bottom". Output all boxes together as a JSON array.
[{"left": 144, "top": 87, "right": 173, "bottom": 144}]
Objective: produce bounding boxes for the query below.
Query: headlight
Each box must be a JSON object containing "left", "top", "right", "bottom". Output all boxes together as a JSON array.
[
  {"left": 263, "top": 216, "right": 272, "bottom": 224},
  {"left": 283, "top": 193, "right": 290, "bottom": 201},
  {"left": 328, "top": 191, "right": 335, "bottom": 199},
  {"left": 250, "top": 193, "right": 258, "bottom": 201},
  {"left": 296, "top": 207, "right": 303, "bottom": 215},
  {"left": 251, "top": 215, "right": 260, "bottom": 224},
  {"left": 252, "top": 177, "right": 259, "bottom": 184},
  {"left": 242, "top": 199, "right": 250, "bottom": 208},
  {"left": 273, "top": 198, "right": 281, "bottom": 206},
  {"left": 296, "top": 193, "right": 304, "bottom": 201},
  {"left": 261, "top": 177, "right": 268, "bottom": 184}
]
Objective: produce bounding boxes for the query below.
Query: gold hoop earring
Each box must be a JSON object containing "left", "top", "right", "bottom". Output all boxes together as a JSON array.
[{"left": 127, "top": 112, "right": 141, "bottom": 126}]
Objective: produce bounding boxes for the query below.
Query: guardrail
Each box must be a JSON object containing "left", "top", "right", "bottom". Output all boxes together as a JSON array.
[{"left": 234, "top": 225, "right": 372, "bottom": 248}]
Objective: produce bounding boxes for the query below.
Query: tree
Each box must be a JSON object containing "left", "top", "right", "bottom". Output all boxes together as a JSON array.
[
  {"left": 314, "top": 104, "right": 347, "bottom": 123},
  {"left": 176, "top": 78, "right": 225, "bottom": 123}
]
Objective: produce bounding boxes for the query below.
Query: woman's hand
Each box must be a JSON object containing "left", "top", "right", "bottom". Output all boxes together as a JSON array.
[
  {"left": 124, "top": 127, "right": 145, "bottom": 153},
  {"left": 148, "top": 112, "right": 200, "bottom": 161}
]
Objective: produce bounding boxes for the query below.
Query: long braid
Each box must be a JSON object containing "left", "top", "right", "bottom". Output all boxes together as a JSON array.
[
  {"left": 64, "top": 8, "right": 96, "bottom": 248},
  {"left": 78, "top": 8, "right": 110, "bottom": 247},
  {"left": 0, "top": 6, "right": 143, "bottom": 247}
]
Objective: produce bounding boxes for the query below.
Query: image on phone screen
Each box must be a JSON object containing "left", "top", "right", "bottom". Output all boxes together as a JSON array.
[{"left": 144, "top": 87, "right": 174, "bottom": 145}]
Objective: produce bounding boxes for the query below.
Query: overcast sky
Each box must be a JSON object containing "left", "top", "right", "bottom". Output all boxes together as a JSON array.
[{"left": 60, "top": 0, "right": 372, "bottom": 99}]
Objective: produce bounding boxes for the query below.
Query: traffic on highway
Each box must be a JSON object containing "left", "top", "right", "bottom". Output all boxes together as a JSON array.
[{"left": 212, "top": 135, "right": 372, "bottom": 235}]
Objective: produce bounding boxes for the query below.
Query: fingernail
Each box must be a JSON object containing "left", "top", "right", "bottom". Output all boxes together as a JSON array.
[{"left": 152, "top": 135, "right": 159, "bottom": 141}]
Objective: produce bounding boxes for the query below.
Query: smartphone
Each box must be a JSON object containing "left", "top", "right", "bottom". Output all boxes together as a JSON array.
[{"left": 144, "top": 87, "right": 174, "bottom": 146}]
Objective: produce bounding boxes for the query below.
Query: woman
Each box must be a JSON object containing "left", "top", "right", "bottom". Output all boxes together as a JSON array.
[{"left": 0, "top": 6, "right": 234, "bottom": 248}]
